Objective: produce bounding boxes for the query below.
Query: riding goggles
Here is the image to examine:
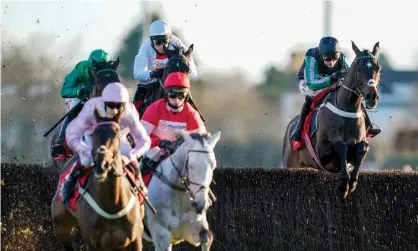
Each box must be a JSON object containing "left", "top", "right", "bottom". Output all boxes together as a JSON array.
[
  {"left": 105, "top": 102, "right": 125, "bottom": 109},
  {"left": 322, "top": 52, "right": 341, "bottom": 61},
  {"left": 153, "top": 39, "right": 169, "bottom": 46},
  {"left": 168, "top": 92, "right": 186, "bottom": 100}
]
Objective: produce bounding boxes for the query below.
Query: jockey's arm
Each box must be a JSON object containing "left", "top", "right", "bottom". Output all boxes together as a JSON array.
[
  {"left": 61, "top": 65, "right": 83, "bottom": 98},
  {"left": 176, "top": 39, "right": 198, "bottom": 80},
  {"left": 140, "top": 102, "right": 164, "bottom": 147},
  {"left": 304, "top": 56, "right": 331, "bottom": 91},
  {"left": 125, "top": 104, "right": 151, "bottom": 159},
  {"left": 342, "top": 55, "right": 350, "bottom": 72},
  {"left": 187, "top": 108, "right": 207, "bottom": 134},
  {"left": 297, "top": 60, "right": 306, "bottom": 80},
  {"left": 133, "top": 42, "right": 153, "bottom": 82},
  {"left": 65, "top": 100, "right": 95, "bottom": 154}
]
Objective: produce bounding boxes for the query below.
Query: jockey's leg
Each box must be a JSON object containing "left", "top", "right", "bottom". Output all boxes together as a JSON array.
[
  {"left": 128, "top": 159, "right": 148, "bottom": 196},
  {"left": 52, "top": 98, "right": 82, "bottom": 157},
  {"left": 61, "top": 159, "right": 85, "bottom": 209},
  {"left": 361, "top": 103, "right": 381, "bottom": 137},
  {"left": 51, "top": 116, "right": 69, "bottom": 157},
  {"left": 291, "top": 95, "right": 313, "bottom": 141}
]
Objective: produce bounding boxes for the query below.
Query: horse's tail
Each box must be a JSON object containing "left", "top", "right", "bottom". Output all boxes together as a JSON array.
[{"left": 282, "top": 116, "right": 298, "bottom": 169}]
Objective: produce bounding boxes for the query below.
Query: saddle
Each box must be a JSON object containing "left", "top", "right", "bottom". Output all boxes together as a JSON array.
[{"left": 292, "top": 89, "right": 334, "bottom": 151}]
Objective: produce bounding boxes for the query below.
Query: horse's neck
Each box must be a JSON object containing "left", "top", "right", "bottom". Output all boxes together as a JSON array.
[
  {"left": 91, "top": 155, "right": 130, "bottom": 209},
  {"left": 335, "top": 69, "right": 362, "bottom": 112},
  {"left": 161, "top": 146, "right": 188, "bottom": 187}
]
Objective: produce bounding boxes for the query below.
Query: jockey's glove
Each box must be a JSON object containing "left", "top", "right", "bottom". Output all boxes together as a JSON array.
[
  {"left": 150, "top": 68, "right": 164, "bottom": 79},
  {"left": 158, "top": 140, "right": 172, "bottom": 150},
  {"left": 330, "top": 70, "right": 345, "bottom": 83},
  {"left": 77, "top": 86, "right": 91, "bottom": 99}
]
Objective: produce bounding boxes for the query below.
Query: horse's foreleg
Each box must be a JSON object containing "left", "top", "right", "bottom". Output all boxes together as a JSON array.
[
  {"left": 349, "top": 141, "right": 368, "bottom": 194},
  {"left": 333, "top": 141, "right": 350, "bottom": 199},
  {"left": 152, "top": 227, "right": 172, "bottom": 251},
  {"left": 51, "top": 196, "right": 76, "bottom": 251},
  {"left": 200, "top": 229, "right": 213, "bottom": 251}
]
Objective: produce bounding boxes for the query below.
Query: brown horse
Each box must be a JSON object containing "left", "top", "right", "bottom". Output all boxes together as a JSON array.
[
  {"left": 283, "top": 41, "right": 381, "bottom": 199},
  {"left": 134, "top": 44, "right": 194, "bottom": 119},
  {"left": 45, "top": 58, "right": 121, "bottom": 170},
  {"left": 51, "top": 107, "right": 144, "bottom": 251}
]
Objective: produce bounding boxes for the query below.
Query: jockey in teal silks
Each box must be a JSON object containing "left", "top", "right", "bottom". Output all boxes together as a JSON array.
[{"left": 291, "top": 36, "right": 381, "bottom": 142}]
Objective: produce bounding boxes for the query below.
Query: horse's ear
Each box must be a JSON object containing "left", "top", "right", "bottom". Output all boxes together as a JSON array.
[
  {"left": 89, "top": 68, "right": 96, "bottom": 78},
  {"left": 111, "top": 57, "right": 120, "bottom": 70},
  {"left": 163, "top": 44, "right": 170, "bottom": 56},
  {"left": 351, "top": 40, "right": 361, "bottom": 56},
  {"left": 207, "top": 130, "right": 221, "bottom": 150},
  {"left": 372, "top": 42, "right": 380, "bottom": 57},
  {"left": 184, "top": 44, "right": 194, "bottom": 58},
  {"left": 94, "top": 106, "right": 103, "bottom": 122},
  {"left": 112, "top": 108, "right": 123, "bottom": 123},
  {"left": 182, "top": 131, "right": 194, "bottom": 145}
]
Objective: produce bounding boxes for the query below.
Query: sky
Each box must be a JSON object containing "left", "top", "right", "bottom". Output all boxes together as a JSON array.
[{"left": 2, "top": 0, "right": 418, "bottom": 83}]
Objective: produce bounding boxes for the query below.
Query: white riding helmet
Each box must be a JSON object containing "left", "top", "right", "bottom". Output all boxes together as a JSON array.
[
  {"left": 102, "top": 82, "right": 130, "bottom": 103},
  {"left": 149, "top": 20, "right": 172, "bottom": 38}
]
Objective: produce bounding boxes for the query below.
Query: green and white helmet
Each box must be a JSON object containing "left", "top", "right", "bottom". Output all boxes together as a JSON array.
[{"left": 149, "top": 20, "right": 172, "bottom": 40}]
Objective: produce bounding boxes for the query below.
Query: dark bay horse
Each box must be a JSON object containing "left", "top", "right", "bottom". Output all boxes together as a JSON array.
[
  {"left": 51, "top": 107, "right": 144, "bottom": 251},
  {"left": 283, "top": 41, "right": 381, "bottom": 199},
  {"left": 45, "top": 58, "right": 121, "bottom": 170},
  {"left": 134, "top": 44, "right": 194, "bottom": 118}
]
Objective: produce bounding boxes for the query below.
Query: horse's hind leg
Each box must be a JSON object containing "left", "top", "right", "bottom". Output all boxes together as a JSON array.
[
  {"left": 349, "top": 141, "right": 369, "bottom": 194},
  {"left": 200, "top": 229, "right": 213, "bottom": 251},
  {"left": 51, "top": 195, "right": 76, "bottom": 251},
  {"left": 333, "top": 141, "right": 350, "bottom": 200}
]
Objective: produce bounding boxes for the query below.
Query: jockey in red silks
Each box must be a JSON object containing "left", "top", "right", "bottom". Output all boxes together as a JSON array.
[
  {"left": 61, "top": 82, "right": 151, "bottom": 208},
  {"left": 139, "top": 72, "right": 206, "bottom": 171}
]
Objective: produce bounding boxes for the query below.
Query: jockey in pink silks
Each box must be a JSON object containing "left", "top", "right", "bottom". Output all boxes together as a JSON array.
[{"left": 60, "top": 82, "right": 151, "bottom": 208}]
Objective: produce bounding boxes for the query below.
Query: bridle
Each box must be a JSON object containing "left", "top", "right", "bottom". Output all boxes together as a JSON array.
[
  {"left": 152, "top": 144, "right": 217, "bottom": 212},
  {"left": 339, "top": 55, "right": 380, "bottom": 97}
]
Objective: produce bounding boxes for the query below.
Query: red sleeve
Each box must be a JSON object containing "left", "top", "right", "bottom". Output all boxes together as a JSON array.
[
  {"left": 141, "top": 101, "right": 160, "bottom": 126},
  {"left": 187, "top": 107, "right": 205, "bottom": 131}
]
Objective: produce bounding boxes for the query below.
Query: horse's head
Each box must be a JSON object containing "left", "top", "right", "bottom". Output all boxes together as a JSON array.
[
  {"left": 172, "top": 130, "right": 221, "bottom": 214},
  {"left": 162, "top": 44, "right": 194, "bottom": 83},
  {"left": 350, "top": 41, "right": 381, "bottom": 109},
  {"left": 89, "top": 57, "right": 121, "bottom": 98},
  {"left": 91, "top": 106, "right": 123, "bottom": 180}
]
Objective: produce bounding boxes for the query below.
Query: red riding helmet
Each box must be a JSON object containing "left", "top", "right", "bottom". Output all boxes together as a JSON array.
[{"left": 163, "top": 72, "right": 190, "bottom": 89}]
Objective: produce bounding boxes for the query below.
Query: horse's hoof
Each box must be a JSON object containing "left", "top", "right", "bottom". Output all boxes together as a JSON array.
[
  {"left": 349, "top": 180, "right": 358, "bottom": 193},
  {"left": 336, "top": 182, "right": 349, "bottom": 199}
]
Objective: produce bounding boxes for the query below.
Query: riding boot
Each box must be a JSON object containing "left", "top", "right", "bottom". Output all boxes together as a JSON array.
[
  {"left": 51, "top": 116, "right": 69, "bottom": 157},
  {"left": 291, "top": 96, "right": 313, "bottom": 141},
  {"left": 62, "top": 166, "right": 84, "bottom": 209},
  {"left": 361, "top": 104, "right": 381, "bottom": 137},
  {"left": 130, "top": 160, "right": 148, "bottom": 196}
]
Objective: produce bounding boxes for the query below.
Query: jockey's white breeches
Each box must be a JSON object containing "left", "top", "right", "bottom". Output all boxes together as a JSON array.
[
  {"left": 65, "top": 98, "right": 81, "bottom": 112},
  {"left": 299, "top": 80, "right": 333, "bottom": 98}
]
